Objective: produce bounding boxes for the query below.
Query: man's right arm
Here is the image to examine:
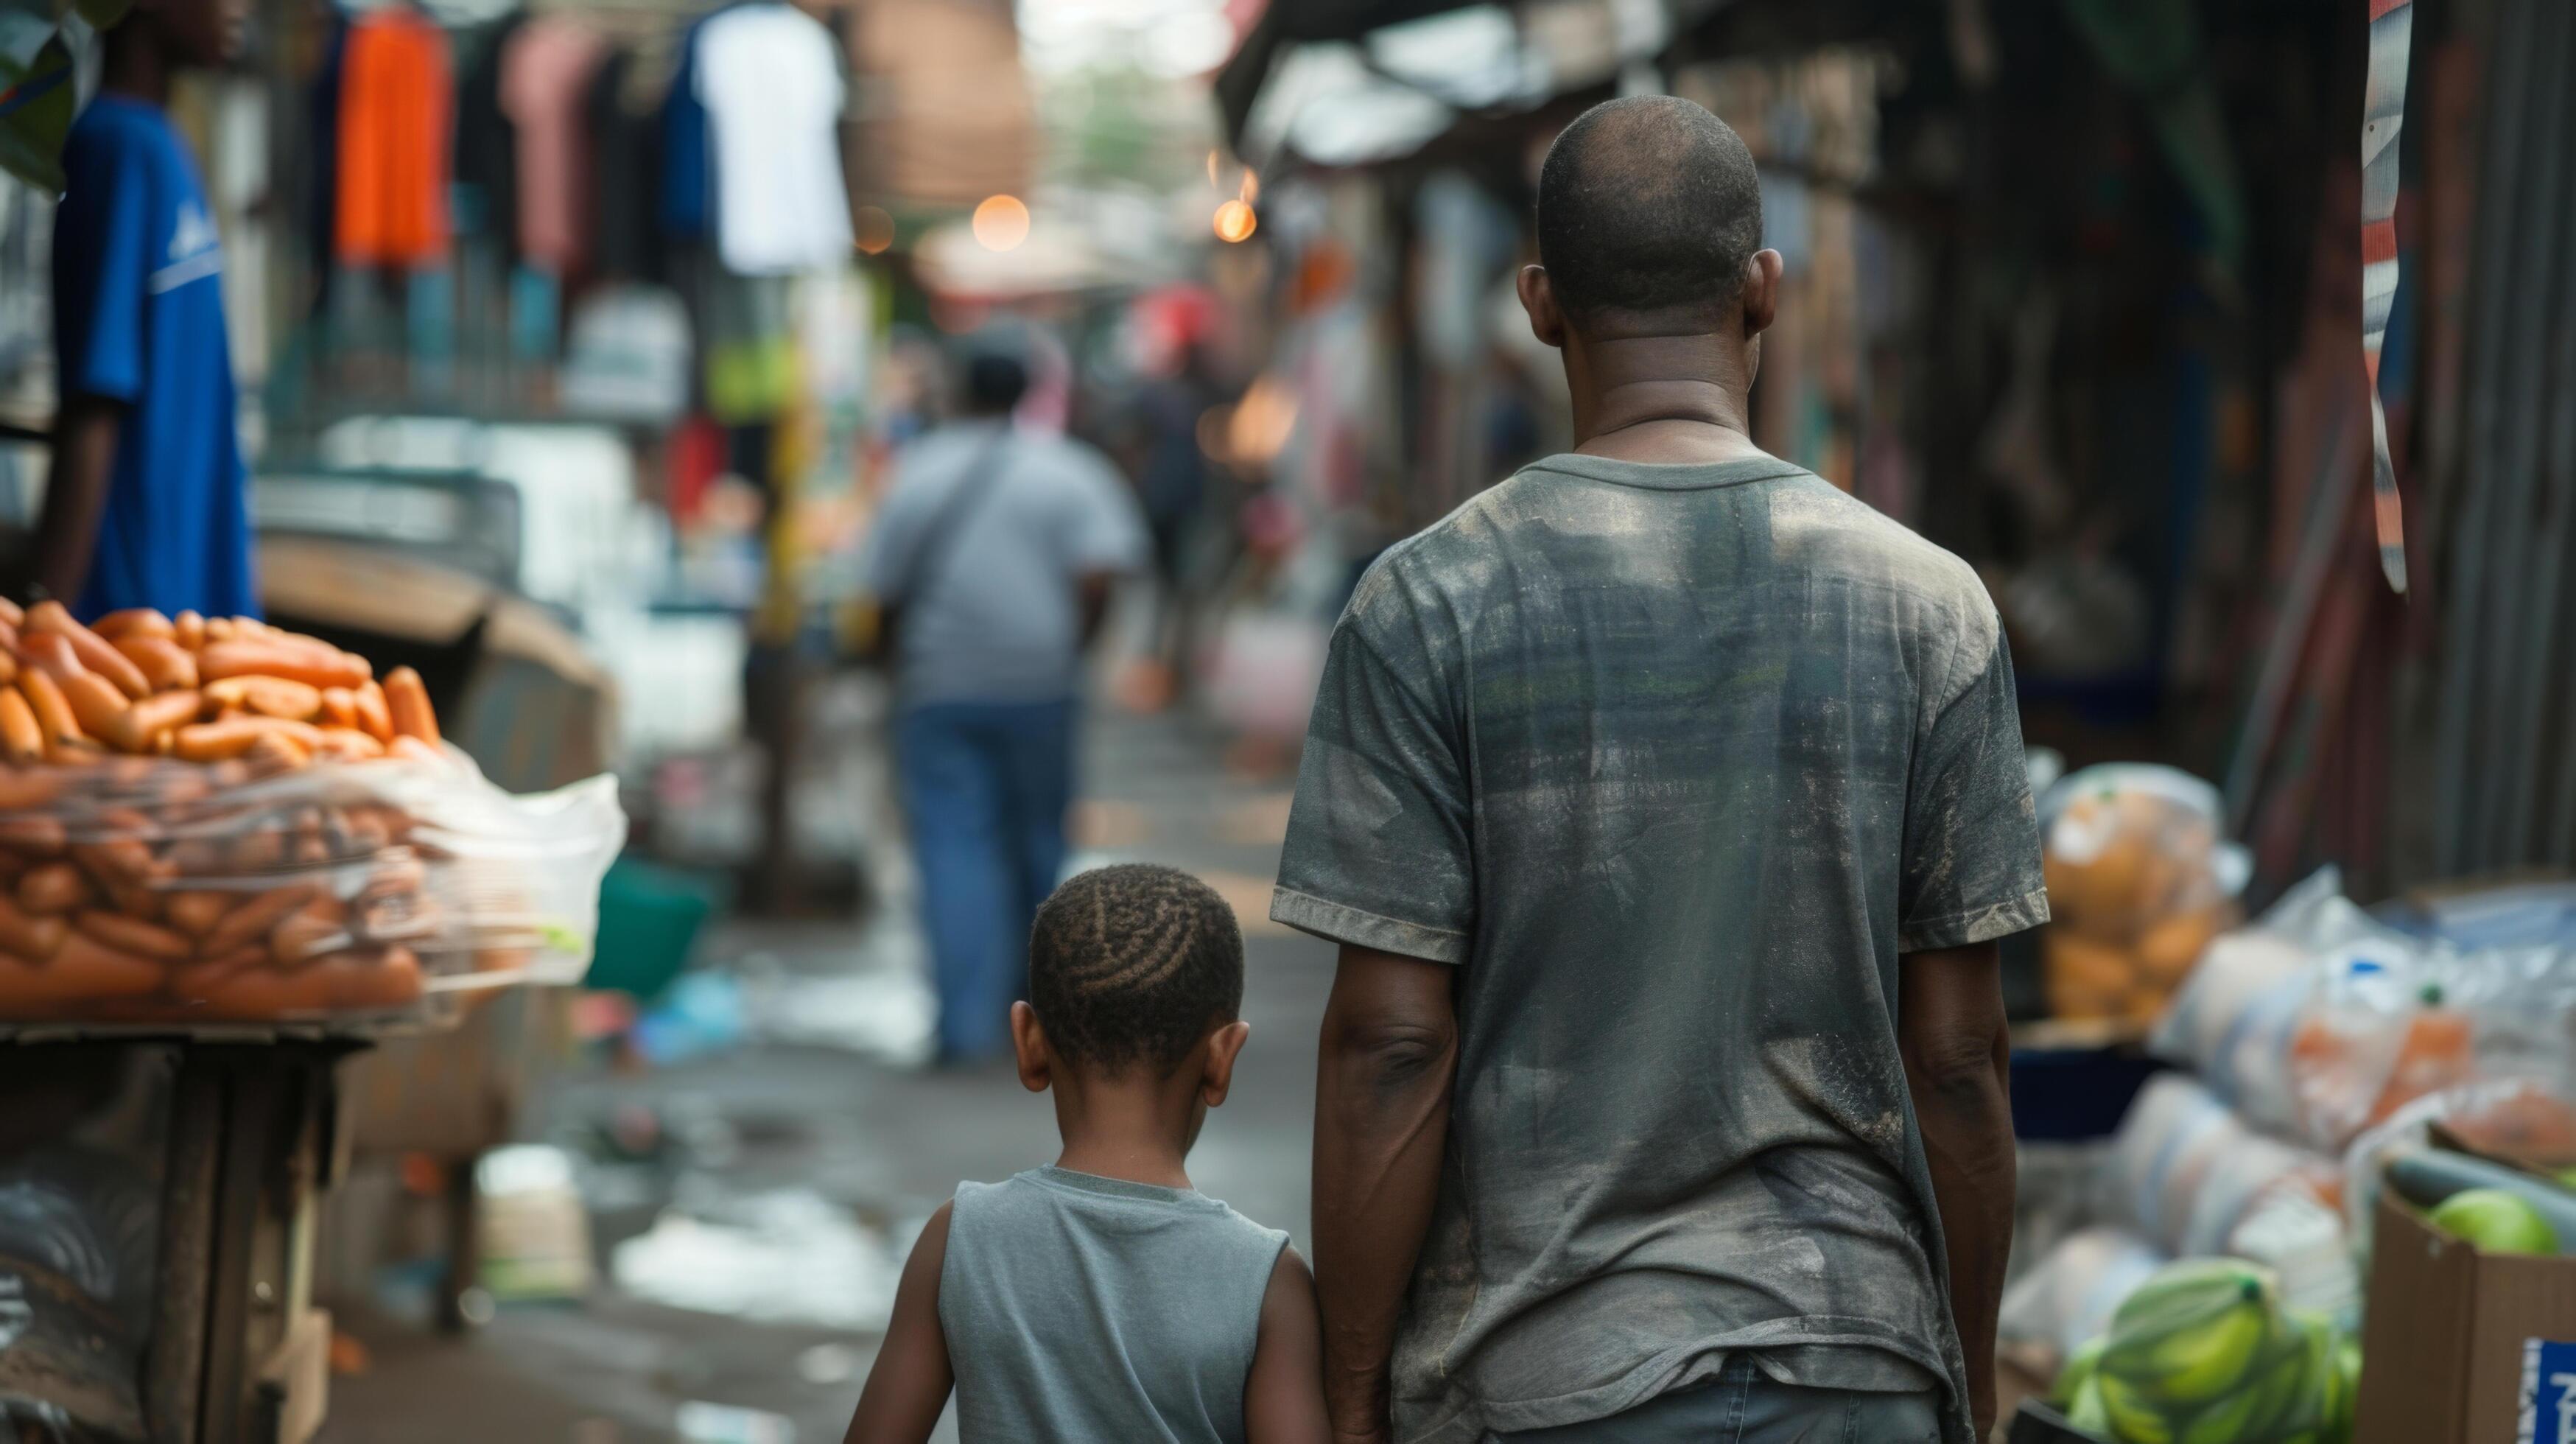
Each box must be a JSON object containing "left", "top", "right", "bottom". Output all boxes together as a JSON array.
[
  {"left": 1313, "top": 943, "right": 1457, "bottom": 1444},
  {"left": 31, "top": 398, "right": 122, "bottom": 603}
]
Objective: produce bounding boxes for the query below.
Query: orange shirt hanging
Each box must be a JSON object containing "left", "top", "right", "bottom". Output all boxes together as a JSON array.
[{"left": 334, "top": 7, "right": 452, "bottom": 267}]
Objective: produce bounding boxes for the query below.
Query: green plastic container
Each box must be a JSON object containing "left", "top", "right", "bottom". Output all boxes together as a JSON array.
[{"left": 585, "top": 857, "right": 725, "bottom": 1002}]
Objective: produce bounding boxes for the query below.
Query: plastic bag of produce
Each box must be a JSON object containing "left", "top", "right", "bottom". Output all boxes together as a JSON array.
[
  {"left": 0, "top": 605, "right": 623, "bottom": 1028},
  {"left": 1998, "top": 1225, "right": 2170, "bottom": 1364},
  {"left": 2038, "top": 765, "right": 2245, "bottom": 1021},
  {"left": 2102, "top": 1074, "right": 2340, "bottom": 1257},
  {"left": 2057, "top": 1258, "right": 2357, "bottom": 1444}
]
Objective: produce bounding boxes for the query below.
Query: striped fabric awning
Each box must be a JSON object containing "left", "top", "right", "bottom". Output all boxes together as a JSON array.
[{"left": 2362, "top": 0, "right": 2413, "bottom": 592}]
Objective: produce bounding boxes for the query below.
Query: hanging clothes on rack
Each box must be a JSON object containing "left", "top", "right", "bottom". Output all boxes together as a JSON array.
[
  {"left": 452, "top": 9, "right": 529, "bottom": 250},
  {"left": 656, "top": 6, "right": 730, "bottom": 250},
  {"left": 584, "top": 46, "right": 661, "bottom": 282},
  {"left": 334, "top": 2, "right": 453, "bottom": 268},
  {"left": 499, "top": 13, "right": 608, "bottom": 276},
  {"left": 693, "top": 1, "right": 851, "bottom": 276}
]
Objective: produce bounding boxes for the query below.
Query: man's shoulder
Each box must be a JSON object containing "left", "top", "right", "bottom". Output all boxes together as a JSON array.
[
  {"left": 66, "top": 98, "right": 177, "bottom": 168},
  {"left": 1770, "top": 477, "right": 1991, "bottom": 620},
  {"left": 1342, "top": 477, "right": 1534, "bottom": 618}
]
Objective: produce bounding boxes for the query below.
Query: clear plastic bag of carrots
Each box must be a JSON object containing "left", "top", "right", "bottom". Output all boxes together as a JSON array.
[{"left": 0, "top": 601, "right": 623, "bottom": 1028}]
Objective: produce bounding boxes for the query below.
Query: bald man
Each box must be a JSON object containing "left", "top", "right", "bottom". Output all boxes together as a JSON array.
[{"left": 1277, "top": 97, "right": 2043, "bottom": 1443}]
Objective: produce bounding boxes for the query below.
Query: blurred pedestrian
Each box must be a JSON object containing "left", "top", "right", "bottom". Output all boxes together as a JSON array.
[
  {"left": 1280, "top": 97, "right": 2043, "bottom": 1444},
  {"left": 30, "top": 0, "right": 258, "bottom": 620},
  {"left": 862, "top": 332, "right": 1146, "bottom": 1063},
  {"left": 844, "top": 864, "right": 1326, "bottom": 1442}
]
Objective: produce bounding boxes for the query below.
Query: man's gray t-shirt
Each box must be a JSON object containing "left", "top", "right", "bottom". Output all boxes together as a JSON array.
[
  {"left": 860, "top": 421, "right": 1146, "bottom": 705},
  {"left": 1271, "top": 453, "right": 2046, "bottom": 1444}
]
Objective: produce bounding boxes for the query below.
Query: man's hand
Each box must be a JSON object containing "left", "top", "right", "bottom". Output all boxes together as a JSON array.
[
  {"left": 1899, "top": 940, "right": 2015, "bottom": 1438},
  {"left": 1313, "top": 944, "right": 1457, "bottom": 1444}
]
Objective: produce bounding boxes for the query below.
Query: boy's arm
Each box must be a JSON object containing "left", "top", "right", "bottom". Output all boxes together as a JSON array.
[
  {"left": 844, "top": 1201, "right": 955, "bottom": 1444},
  {"left": 1244, "top": 1246, "right": 1330, "bottom": 1444},
  {"left": 1311, "top": 944, "right": 1457, "bottom": 1444},
  {"left": 1898, "top": 941, "right": 2016, "bottom": 1438}
]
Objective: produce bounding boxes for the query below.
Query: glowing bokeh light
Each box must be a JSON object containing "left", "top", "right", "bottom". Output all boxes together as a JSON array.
[
  {"left": 1213, "top": 199, "right": 1257, "bottom": 244},
  {"left": 854, "top": 206, "right": 896, "bottom": 255},
  {"left": 972, "top": 194, "right": 1031, "bottom": 252}
]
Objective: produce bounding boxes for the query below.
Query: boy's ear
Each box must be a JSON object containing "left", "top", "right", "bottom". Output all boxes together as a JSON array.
[
  {"left": 1198, "top": 1020, "right": 1252, "bottom": 1109},
  {"left": 1010, "top": 1001, "right": 1052, "bottom": 1093}
]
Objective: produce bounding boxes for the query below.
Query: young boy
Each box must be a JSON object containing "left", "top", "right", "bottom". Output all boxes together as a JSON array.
[{"left": 845, "top": 863, "right": 1328, "bottom": 1443}]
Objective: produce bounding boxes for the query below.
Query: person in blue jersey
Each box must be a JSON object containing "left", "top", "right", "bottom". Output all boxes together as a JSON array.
[{"left": 32, "top": 0, "right": 258, "bottom": 621}]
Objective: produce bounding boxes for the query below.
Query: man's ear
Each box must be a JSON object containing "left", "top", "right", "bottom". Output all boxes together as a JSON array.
[
  {"left": 1010, "top": 1000, "right": 1052, "bottom": 1093},
  {"left": 1741, "top": 249, "right": 1785, "bottom": 339},
  {"left": 1198, "top": 1020, "right": 1252, "bottom": 1109},
  {"left": 1516, "top": 265, "right": 1567, "bottom": 350}
]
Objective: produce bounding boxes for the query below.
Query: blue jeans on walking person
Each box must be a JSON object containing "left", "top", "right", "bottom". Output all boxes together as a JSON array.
[{"left": 895, "top": 698, "right": 1076, "bottom": 1061}]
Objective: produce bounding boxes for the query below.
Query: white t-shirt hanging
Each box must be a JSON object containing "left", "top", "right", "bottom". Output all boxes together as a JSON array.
[{"left": 694, "top": 2, "right": 853, "bottom": 275}]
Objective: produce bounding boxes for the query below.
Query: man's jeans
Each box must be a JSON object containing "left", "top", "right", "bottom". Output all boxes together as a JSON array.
[
  {"left": 1491, "top": 1358, "right": 1941, "bottom": 1443},
  {"left": 895, "top": 698, "right": 1075, "bottom": 1060}
]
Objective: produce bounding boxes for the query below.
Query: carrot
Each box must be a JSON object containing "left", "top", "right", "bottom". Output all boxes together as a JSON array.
[
  {"left": 102, "top": 689, "right": 202, "bottom": 754},
  {"left": 195, "top": 640, "right": 371, "bottom": 691},
  {"left": 25, "top": 603, "right": 149, "bottom": 698},
  {"left": 322, "top": 946, "right": 425, "bottom": 1009},
  {"left": 16, "top": 862, "right": 89, "bottom": 914},
  {"left": 74, "top": 911, "right": 192, "bottom": 962},
  {"left": 243, "top": 732, "right": 312, "bottom": 778},
  {"left": 352, "top": 681, "right": 394, "bottom": 743},
  {"left": 0, "top": 651, "right": 15, "bottom": 687},
  {"left": 0, "top": 895, "right": 66, "bottom": 959},
  {"left": 0, "top": 598, "right": 20, "bottom": 627},
  {"left": 316, "top": 728, "right": 385, "bottom": 760},
  {"left": 113, "top": 635, "right": 199, "bottom": 692},
  {"left": 317, "top": 687, "right": 358, "bottom": 728},
  {"left": 172, "top": 611, "right": 206, "bottom": 651},
  {"left": 272, "top": 901, "right": 349, "bottom": 965},
  {"left": 0, "top": 816, "right": 67, "bottom": 857},
  {"left": 0, "top": 770, "right": 57, "bottom": 813},
  {"left": 381, "top": 666, "right": 439, "bottom": 744},
  {"left": 173, "top": 717, "right": 325, "bottom": 763},
  {"left": 202, "top": 617, "right": 238, "bottom": 644},
  {"left": 164, "top": 891, "right": 234, "bottom": 938},
  {"left": 15, "top": 633, "right": 85, "bottom": 684},
  {"left": 69, "top": 838, "right": 158, "bottom": 885},
  {"left": 203, "top": 884, "right": 317, "bottom": 955},
  {"left": 58, "top": 671, "right": 129, "bottom": 741},
  {"left": 205, "top": 675, "right": 323, "bottom": 721},
  {"left": 0, "top": 690, "right": 43, "bottom": 765},
  {"left": 41, "top": 932, "right": 167, "bottom": 999},
  {"left": 15, "top": 673, "right": 83, "bottom": 755},
  {"left": 93, "top": 609, "right": 175, "bottom": 642}
]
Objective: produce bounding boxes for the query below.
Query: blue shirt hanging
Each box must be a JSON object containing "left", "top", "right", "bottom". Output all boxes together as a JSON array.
[{"left": 52, "top": 95, "right": 258, "bottom": 621}]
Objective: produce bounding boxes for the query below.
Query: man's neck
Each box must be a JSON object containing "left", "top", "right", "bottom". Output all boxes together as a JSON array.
[
  {"left": 1566, "top": 330, "right": 1766, "bottom": 466},
  {"left": 98, "top": 32, "right": 173, "bottom": 107}
]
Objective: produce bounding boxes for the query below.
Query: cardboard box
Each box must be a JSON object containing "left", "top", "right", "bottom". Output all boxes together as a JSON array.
[{"left": 2355, "top": 1189, "right": 2576, "bottom": 1444}]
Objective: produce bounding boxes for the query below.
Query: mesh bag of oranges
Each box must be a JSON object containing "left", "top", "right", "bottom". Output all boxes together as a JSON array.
[
  {"left": 0, "top": 602, "right": 622, "bottom": 1028},
  {"left": 2039, "top": 765, "right": 2245, "bottom": 1023}
]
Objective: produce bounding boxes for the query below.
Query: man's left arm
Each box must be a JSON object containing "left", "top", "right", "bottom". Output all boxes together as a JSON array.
[
  {"left": 1900, "top": 940, "right": 2015, "bottom": 1437},
  {"left": 1895, "top": 615, "right": 2048, "bottom": 1440}
]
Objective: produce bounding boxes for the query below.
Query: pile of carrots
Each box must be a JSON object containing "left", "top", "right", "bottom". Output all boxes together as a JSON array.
[{"left": 0, "top": 601, "right": 451, "bottom": 1023}]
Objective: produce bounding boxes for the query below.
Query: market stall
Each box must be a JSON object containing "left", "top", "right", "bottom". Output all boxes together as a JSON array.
[{"left": 0, "top": 601, "right": 620, "bottom": 1440}]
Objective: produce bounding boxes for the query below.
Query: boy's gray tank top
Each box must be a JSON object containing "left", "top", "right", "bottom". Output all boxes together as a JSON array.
[{"left": 940, "top": 1166, "right": 1290, "bottom": 1444}]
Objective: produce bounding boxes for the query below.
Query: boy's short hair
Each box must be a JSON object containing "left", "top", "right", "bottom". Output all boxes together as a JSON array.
[{"left": 1029, "top": 864, "right": 1243, "bottom": 1075}]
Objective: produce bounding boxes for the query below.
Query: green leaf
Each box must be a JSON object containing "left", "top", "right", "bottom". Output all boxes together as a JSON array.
[{"left": 0, "top": 32, "right": 74, "bottom": 192}]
